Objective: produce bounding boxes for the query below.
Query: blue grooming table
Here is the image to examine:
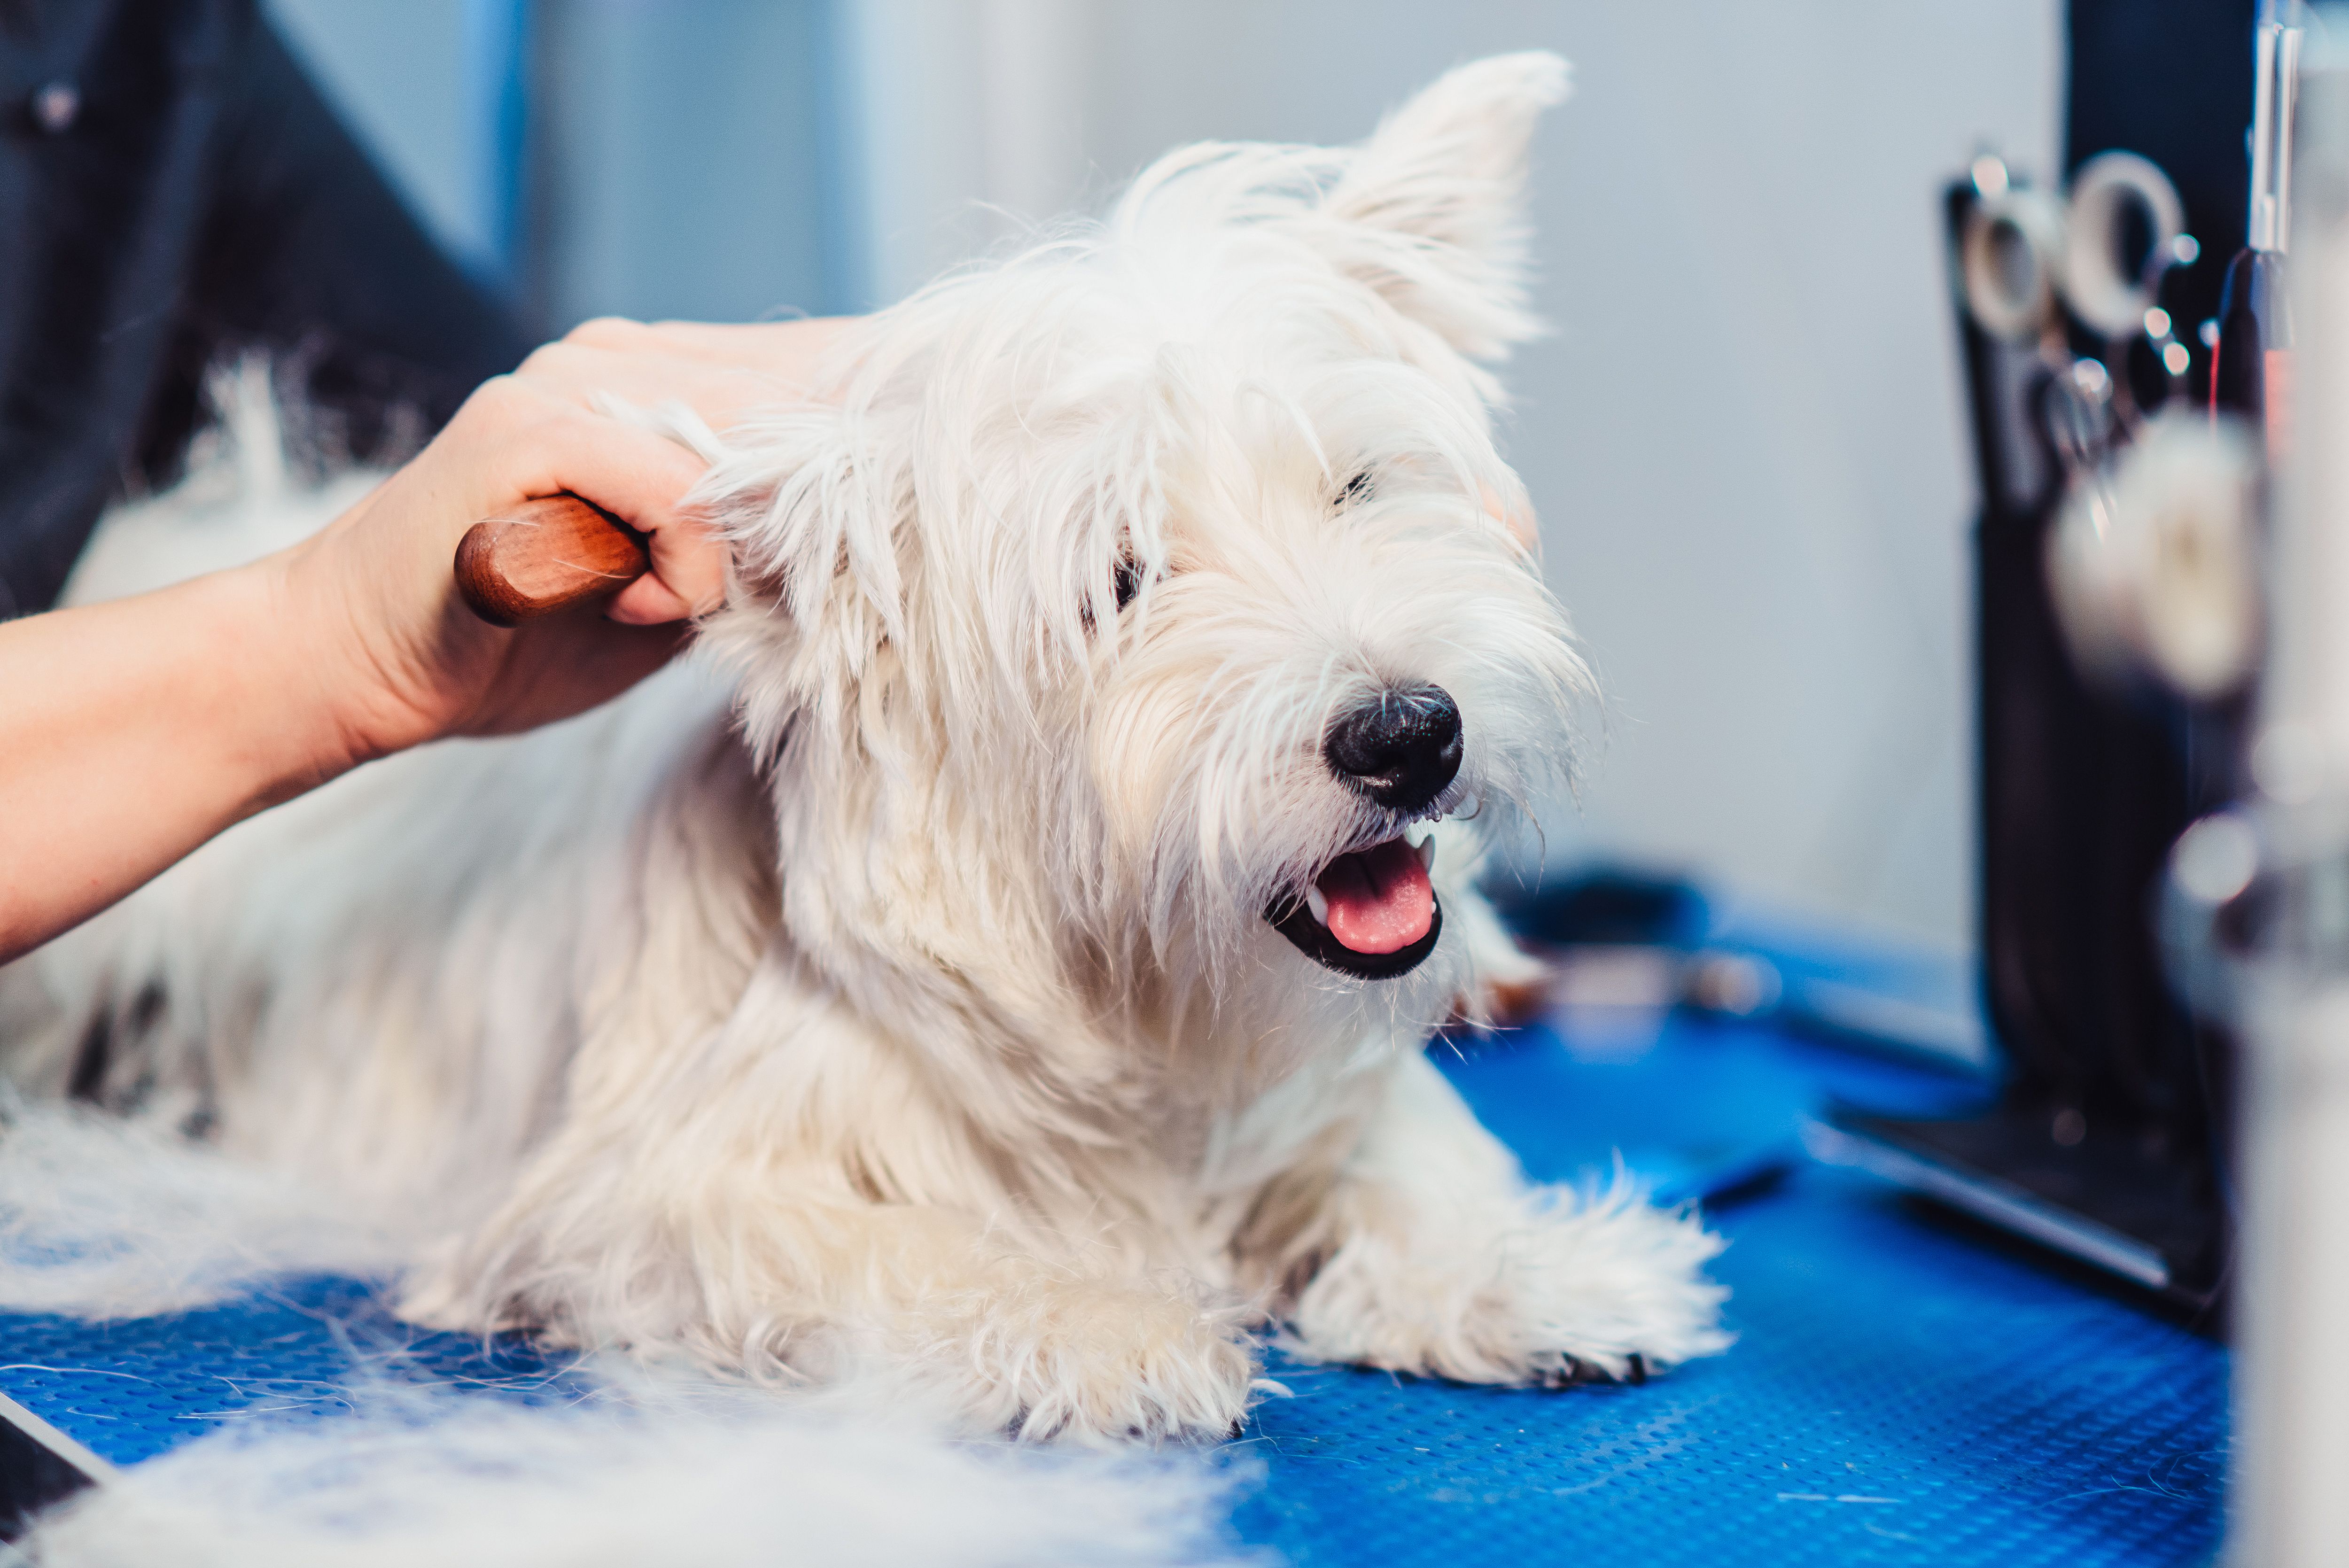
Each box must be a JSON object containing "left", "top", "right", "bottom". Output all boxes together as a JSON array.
[{"left": 0, "top": 993, "right": 2225, "bottom": 1565}]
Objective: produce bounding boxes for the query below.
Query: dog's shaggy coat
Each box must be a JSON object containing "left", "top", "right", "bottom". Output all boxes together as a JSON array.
[{"left": 0, "top": 52, "right": 1726, "bottom": 1442}]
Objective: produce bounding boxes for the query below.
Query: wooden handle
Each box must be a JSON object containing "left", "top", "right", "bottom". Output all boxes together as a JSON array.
[{"left": 454, "top": 494, "right": 652, "bottom": 627}]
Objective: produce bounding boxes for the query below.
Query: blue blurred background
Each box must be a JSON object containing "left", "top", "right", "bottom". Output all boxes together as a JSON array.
[{"left": 265, "top": 0, "right": 2062, "bottom": 958}]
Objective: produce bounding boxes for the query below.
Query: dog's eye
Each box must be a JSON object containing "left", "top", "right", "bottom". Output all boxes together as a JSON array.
[
  {"left": 1113, "top": 554, "right": 1147, "bottom": 611},
  {"left": 1335, "top": 472, "right": 1375, "bottom": 511}
]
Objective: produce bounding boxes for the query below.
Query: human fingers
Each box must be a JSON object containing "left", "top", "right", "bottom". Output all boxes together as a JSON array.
[
  {"left": 491, "top": 414, "right": 724, "bottom": 622},
  {"left": 451, "top": 378, "right": 708, "bottom": 537},
  {"left": 438, "top": 378, "right": 724, "bottom": 619},
  {"left": 605, "top": 514, "right": 722, "bottom": 626},
  {"left": 509, "top": 340, "right": 809, "bottom": 435},
  {"left": 563, "top": 315, "right": 854, "bottom": 383}
]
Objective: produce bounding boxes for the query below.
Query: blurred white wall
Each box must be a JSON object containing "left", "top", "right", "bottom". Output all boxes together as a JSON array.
[
  {"left": 261, "top": 0, "right": 2065, "bottom": 952},
  {"left": 832, "top": 0, "right": 1101, "bottom": 307}
]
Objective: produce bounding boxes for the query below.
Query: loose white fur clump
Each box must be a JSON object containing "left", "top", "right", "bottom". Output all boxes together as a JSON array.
[
  {"left": 28, "top": 1383, "right": 1258, "bottom": 1568},
  {"left": 1, "top": 52, "right": 1729, "bottom": 1444},
  {"left": 0, "top": 1093, "right": 408, "bottom": 1317},
  {"left": 1, "top": 1106, "right": 1252, "bottom": 1565}
]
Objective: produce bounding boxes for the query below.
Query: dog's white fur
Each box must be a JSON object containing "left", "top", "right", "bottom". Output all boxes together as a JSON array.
[
  {"left": 31, "top": 1391, "right": 1255, "bottom": 1568},
  {"left": 0, "top": 53, "right": 1725, "bottom": 1442},
  {"left": 0, "top": 1098, "right": 1252, "bottom": 1565}
]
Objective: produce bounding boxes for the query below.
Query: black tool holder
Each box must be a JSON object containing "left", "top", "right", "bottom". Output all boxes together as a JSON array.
[{"left": 1828, "top": 0, "right": 2256, "bottom": 1325}]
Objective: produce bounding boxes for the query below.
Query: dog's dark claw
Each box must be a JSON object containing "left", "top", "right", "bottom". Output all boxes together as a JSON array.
[
  {"left": 1547, "top": 1357, "right": 1603, "bottom": 1388},
  {"left": 1545, "top": 1352, "right": 1649, "bottom": 1389}
]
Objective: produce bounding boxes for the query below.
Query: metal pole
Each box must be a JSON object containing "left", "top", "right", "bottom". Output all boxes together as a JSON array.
[{"left": 2232, "top": 17, "right": 2349, "bottom": 1564}]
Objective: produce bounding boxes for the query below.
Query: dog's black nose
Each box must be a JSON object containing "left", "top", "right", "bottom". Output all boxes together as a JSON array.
[{"left": 1324, "top": 684, "right": 1462, "bottom": 812}]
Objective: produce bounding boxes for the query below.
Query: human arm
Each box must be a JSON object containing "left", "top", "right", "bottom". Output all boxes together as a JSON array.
[{"left": 0, "top": 316, "right": 848, "bottom": 963}]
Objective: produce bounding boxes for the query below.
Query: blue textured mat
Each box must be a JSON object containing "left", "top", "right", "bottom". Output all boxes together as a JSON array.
[{"left": 0, "top": 1009, "right": 2226, "bottom": 1566}]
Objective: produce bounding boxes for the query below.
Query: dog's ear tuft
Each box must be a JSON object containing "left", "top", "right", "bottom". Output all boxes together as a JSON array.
[{"left": 1319, "top": 51, "right": 1570, "bottom": 358}]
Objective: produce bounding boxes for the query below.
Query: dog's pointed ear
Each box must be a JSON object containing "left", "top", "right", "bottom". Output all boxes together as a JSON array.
[{"left": 1317, "top": 51, "right": 1570, "bottom": 358}]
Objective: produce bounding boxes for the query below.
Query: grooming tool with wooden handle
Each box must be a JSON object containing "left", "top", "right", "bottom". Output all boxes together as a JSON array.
[{"left": 453, "top": 493, "right": 653, "bottom": 626}]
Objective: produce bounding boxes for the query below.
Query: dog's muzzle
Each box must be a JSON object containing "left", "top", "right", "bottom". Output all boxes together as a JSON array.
[{"left": 1264, "top": 687, "right": 1458, "bottom": 980}]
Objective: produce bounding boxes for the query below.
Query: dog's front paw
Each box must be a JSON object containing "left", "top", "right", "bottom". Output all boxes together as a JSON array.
[
  {"left": 1288, "top": 1176, "right": 1729, "bottom": 1385},
  {"left": 900, "top": 1276, "right": 1259, "bottom": 1445}
]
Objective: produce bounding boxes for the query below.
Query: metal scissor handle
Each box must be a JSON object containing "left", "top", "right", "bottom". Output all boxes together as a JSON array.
[
  {"left": 2063, "top": 151, "right": 2187, "bottom": 338},
  {"left": 1961, "top": 185, "right": 2068, "bottom": 344},
  {"left": 1960, "top": 152, "right": 2186, "bottom": 345}
]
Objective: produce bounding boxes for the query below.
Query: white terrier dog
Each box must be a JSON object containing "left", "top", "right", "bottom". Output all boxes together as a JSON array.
[{"left": 1, "top": 52, "right": 1725, "bottom": 1441}]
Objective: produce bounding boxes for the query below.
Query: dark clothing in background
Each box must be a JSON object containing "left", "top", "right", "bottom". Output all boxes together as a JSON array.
[{"left": 0, "top": 0, "right": 528, "bottom": 617}]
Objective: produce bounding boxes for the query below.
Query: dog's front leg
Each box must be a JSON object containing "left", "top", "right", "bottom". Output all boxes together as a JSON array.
[
  {"left": 863, "top": 1218, "right": 1263, "bottom": 1445},
  {"left": 1262, "top": 1048, "right": 1730, "bottom": 1385},
  {"left": 404, "top": 991, "right": 1260, "bottom": 1444},
  {"left": 423, "top": 1167, "right": 1260, "bottom": 1444}
]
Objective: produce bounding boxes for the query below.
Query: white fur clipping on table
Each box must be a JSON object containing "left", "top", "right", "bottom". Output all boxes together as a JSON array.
[
  {"left": 0, "top": 1094, "right": 1252, "bottom": 1568},
  {"left": 28, "top": 1392, "right": 1255, "bottom": 1568},
  {"left": 0, "top": 1093, "right": 409, "bottom": 1319}
]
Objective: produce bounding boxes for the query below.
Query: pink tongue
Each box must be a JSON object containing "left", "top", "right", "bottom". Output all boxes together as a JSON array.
[{"left": 1318, "top": 838, "right": 1434, "bottom": 955}]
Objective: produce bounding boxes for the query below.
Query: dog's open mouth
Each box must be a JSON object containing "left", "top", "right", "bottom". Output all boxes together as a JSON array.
[{"left": 1265, "top": 833, "right": 1442, "bottom": 979}]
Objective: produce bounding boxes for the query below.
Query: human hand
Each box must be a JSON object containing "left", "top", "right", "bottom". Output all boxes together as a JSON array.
[
  {"left": 0, "top": 314, "right": 856, "bottom": 959},
  {"left": 270, "top": 315, "right": 851, "bottom": 766}
]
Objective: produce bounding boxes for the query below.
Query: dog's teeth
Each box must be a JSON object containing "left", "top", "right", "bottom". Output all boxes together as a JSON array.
[
  {"left": 1415, "top": 835, "right": 1437, "bottom": 872},
  {"left": 1305, "top": 885, "right": 1330, "bottom": 926}
]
